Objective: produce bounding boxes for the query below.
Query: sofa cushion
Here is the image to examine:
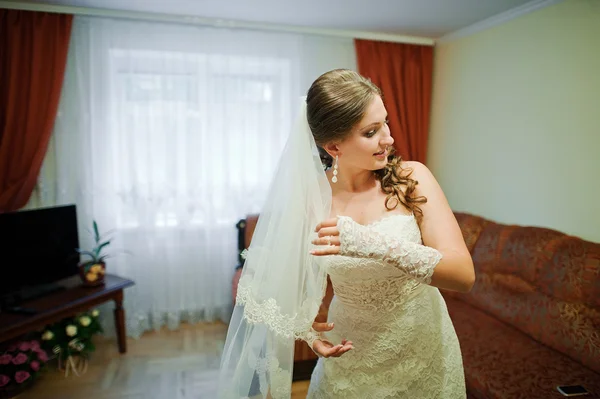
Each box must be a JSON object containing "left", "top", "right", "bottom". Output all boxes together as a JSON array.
[
  {"left": 451, "top": 213, "right": 600, "bottom": 374},
  {"left": 444, "top": 296, "right": 600, "bottom": 399},
  {"left": 454, "top": 212, "right": 490, "bottom": 253}
]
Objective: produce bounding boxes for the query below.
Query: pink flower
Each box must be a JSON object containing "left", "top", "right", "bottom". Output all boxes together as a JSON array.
[
  {"left": 0, "top": 375, "right": 10, "bottom": 387},
  {"left": 0, "top": 354, "right": 12, "bottom": 365},
  {"left": 18, "top": 342, "right": 30, "bottom": 351},
  {"left": 29, "top": 341, "right": 40, "bottom": 351},
  {"left": 36, "top": 350, "right": 48, "bottom": 362},
  {"left": 11, "top": 353, "right": 28, "bottom": 365},
  {"left": 30, "top": 360, "right": 40, "bottom": 371},
  {"left": 15, "top": 371, "right": 30, "bottom": 384}
]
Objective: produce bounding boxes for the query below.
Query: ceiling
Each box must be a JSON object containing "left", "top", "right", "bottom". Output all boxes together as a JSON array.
[{"left": 7, "top": 0, "right": 547, "bottom": 38}]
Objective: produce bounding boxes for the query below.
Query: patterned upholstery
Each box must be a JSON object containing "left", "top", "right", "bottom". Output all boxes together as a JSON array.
[
  {"left": 446, "top": 297, "right": 600, "bottom": 399},
  {"left": 443, "top": 212, "right": 600, "bottom": 398}
]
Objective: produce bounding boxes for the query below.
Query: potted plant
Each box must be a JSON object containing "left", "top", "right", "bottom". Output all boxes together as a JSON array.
[
  {"left": 39, "top": 309, "right": 103, "bottom": 377},
  {"left": 0, "top": 339, "right": 49, "bottom": 399},
  {"left": 76, "top": 221, "right": 110, "bottom": 287}
]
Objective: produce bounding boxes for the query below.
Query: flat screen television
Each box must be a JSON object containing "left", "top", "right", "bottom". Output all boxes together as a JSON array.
[{"left": 0, "top": 204, "right": 81, "bottom": 308}]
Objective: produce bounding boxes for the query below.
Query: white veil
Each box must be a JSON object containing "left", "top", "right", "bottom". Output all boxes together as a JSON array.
[{"left": 217, "top": 97, "right": 332, "bottom": 398}]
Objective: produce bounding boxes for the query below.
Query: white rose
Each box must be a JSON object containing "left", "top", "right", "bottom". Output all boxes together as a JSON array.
[
  {"left": 91, "top": 309, "right": 99, "bottom": 317},
  {"left": 66, "top": 325, "right": 78, "bottom": 337},
  {"left": 42, "top": 330, "right": 54, "bottom": 340},
  {"left": 79, "top": 316, "right": 91, "bottom": 327}
]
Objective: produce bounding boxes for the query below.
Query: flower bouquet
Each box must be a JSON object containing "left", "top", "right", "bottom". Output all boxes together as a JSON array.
[
  {"left": 39, "top": 308, "right": 103, "bottom": 377},
  {"left": 0, "top": 339, "right": 49, "bottom": 399}
]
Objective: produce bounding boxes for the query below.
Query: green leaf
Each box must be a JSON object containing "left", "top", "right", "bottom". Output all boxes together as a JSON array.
[
  {"left": 95, "top": 241, "right": 111, "bottom": 256},
  {"left": 99, "top": 229, "right": 116, "bottom": 241},
  {"left": 76, "top": 250, "right": 97, "bottom": 260},
  {"left": 93, "top": 221, "right": 100, "bottom": 243}
]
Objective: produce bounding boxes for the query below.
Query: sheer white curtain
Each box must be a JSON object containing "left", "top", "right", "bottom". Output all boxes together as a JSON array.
[{"left": 28, "top": 16, "right": 356, "bottom": 338}]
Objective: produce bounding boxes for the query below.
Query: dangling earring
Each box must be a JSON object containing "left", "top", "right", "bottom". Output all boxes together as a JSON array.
[{"left": 332, "top": 155, "right": 339, "bottom": 183}]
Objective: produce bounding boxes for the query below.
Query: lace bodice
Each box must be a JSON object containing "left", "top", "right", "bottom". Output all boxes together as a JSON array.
[
  {"left": 307, "top": 213, "right": 466, "bottom": 399},
  {"left": 324, "top": 214, "right": 424, "bottom": 313}
]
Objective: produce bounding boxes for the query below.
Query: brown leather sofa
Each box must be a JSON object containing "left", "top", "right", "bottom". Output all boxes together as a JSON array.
[
  {"left": 232, "top": 212, "right": 600, "bottom": 395},
  {"left": 443, "top": 212, "right": 600, "bottom": 399}
]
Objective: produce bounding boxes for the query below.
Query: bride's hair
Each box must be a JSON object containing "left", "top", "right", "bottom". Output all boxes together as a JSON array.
[{"left": 306, "top": 68, "right": 426, "bottom": 217}]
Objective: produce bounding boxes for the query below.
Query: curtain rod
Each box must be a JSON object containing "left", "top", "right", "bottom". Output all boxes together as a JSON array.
[{"left": 0, "top": 0, "right": 435, "bottom": 46}]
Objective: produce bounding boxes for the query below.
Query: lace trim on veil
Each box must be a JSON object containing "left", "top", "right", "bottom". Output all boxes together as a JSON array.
[
  {"left": 232, "top": 273, "right": 325, "bottom": 399},
  {"left": 236, "top": 273, "right": 325, "bottom": 341}
]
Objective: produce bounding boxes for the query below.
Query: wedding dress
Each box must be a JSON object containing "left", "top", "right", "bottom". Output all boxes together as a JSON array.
[
  {"left": 217, "top": 98, "right": 466, "bottom": 399},
  {"left": 307, "top": 213, "right": 466, "bottom": 399}
]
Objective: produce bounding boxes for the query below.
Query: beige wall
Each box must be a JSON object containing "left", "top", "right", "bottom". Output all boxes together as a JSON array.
[{"left": 428, "top": 0, "right": 600, "bottom": 243}]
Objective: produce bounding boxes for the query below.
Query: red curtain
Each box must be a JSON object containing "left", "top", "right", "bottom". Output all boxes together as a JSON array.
[
  {"left": 355, "top": 39, "right": 434, "bottom": 164},
  {"left": 0, "top": 9, "right": 73, "bottom": 212}
]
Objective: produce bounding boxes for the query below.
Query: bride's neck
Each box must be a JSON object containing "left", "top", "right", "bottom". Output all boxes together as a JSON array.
[{"left": 329, "top": 167, "right": 377, "bottom": 193}]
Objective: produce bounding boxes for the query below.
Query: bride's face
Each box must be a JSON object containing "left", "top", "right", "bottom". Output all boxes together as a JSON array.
[{"left": 336, "top": 95, "right": 394, "bottom": 171}]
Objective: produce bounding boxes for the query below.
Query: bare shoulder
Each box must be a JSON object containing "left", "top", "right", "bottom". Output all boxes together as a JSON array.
[
  {"left": 399, "top": 161, "right": 446, "bottom": 212},
  {"left": 399, "top": 160, "right": 433, "bottom": 182},
  {"left": 399, "top": 161, "right": 464, "bottom": 252},
  {"left": 391, "top": 160, "right": 439, "bottom": 200}
]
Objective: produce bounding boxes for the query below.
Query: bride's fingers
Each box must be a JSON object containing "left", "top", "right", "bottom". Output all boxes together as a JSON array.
[
  {"left": 311, "top": 236, "right": 341, "bottom": 246},
  {"left": 317, "top": 227, "right": 339, "bottom": 237},
  {"left": 314, "top": 341, "right": 344, "bottom": 358},
  {"left": 330, "top": 344, "right": 353, "bottom": 357},
  {"left": 310, "top": 246, "right": 341, "bottom": 256},
  {"left": 312, "top": 322, "right": 335, "bottom": 332},
  {"left": 314, "top": 218, "right": 338, "bottom": 232}
]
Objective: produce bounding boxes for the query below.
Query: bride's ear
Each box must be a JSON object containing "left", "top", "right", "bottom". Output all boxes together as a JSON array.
[{"left": 324, "top": 142, "right": 341, "bottom": 158}]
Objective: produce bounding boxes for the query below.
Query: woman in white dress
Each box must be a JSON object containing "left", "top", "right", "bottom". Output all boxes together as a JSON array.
[
  {"left": 304, "top": 69, "right": 474, "bottom": 398},
  {"left": 217, "top": 69, "right": 474, "bottom": 399}
]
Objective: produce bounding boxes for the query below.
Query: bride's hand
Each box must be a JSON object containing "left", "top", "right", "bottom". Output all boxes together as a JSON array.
[
  {"left": 311, "top": 218, "right": 341, "bottom": 256},
  {"left": 310, "top": 321, "right": 353, "bottom": 358}
]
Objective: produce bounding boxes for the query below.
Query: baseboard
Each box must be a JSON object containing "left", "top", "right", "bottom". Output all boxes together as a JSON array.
[{"left": 293, "top": 359, "right": 317, "bottom": 381}]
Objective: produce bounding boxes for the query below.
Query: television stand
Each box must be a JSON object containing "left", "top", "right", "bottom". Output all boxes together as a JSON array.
[
  {"left": 4, "top": 306, "right": 39, "bottom": 315},
  {"left": 1, "top": 283, "right": 67, "bottom": 311},
  {"left": 0, "top": 274, "right": 134, "bottom": 354},
  {"left": 20, "top": 282, "right": 67, "bottom": 301}
]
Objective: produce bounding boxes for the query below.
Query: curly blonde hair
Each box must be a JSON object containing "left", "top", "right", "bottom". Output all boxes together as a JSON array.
[{"left": 306, "top": 69, "right": 426, "bottom": 218}]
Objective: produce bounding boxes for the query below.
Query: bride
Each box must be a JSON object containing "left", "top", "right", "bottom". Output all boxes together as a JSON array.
[{"left": 218, "top": 69, "right": 474, "bottom": 398}]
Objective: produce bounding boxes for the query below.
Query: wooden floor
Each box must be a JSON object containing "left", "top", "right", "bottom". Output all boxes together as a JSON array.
[{"left": 19, "top": 322, "right": 310, "bottom": 399}]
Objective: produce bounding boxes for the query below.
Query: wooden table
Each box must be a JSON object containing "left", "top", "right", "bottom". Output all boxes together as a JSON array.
[{"left": 0, "top": 274, "right": 134, "bottom": 353}]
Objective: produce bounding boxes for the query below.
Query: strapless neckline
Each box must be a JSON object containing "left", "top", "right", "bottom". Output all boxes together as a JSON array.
[{"left": 336, "top": 212, "right": 415, "bottom": 228}]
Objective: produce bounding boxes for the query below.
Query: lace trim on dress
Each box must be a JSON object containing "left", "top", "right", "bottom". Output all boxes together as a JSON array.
[{"left": 337, "top": 216, "right": 441, "bottom": 284}]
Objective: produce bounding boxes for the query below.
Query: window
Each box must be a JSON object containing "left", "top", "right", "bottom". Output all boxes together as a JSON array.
[{"left": 107, "top": 49, "right": 292, "bottom": 228}]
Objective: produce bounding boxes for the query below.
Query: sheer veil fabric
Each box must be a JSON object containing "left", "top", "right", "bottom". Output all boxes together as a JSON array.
[{"left": 217, "top": 97, "right": 332, "bottom": 398}]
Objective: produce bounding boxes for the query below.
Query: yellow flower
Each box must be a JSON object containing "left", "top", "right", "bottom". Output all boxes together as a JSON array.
[
  {"left": 66, "top": 325, "right": 78, "bottom": 337},
  {"left": 91, "top": 309, "right": 100, "bottom": 317},
  {"left": 91, "top": 264, "right": 103, "bottom": 273},
  {"left": 87, "top": 272, "right": 98, "bottom": 282},
  {"left": 79, "top": 316, "right": 91, "bottom": 327},
  {"left": 42, "top": 330, "right": 54, "bottom": 340}
]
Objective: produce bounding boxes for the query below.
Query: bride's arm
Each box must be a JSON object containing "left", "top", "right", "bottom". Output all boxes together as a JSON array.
[
  {"left": 302, "top": 276, "right": 353, "bottom": 358},
  {"left": 407, "top": 161, "right": 475, "bottom": 293},
  {"left": 314, "top": 276, "right": 334, "bottom": 323},
  {"left": 297, "top": 277, "right": 333, "bottom": 349},
  {"left": 313, "top": 162, "right": 475, "bottom": 294}
]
